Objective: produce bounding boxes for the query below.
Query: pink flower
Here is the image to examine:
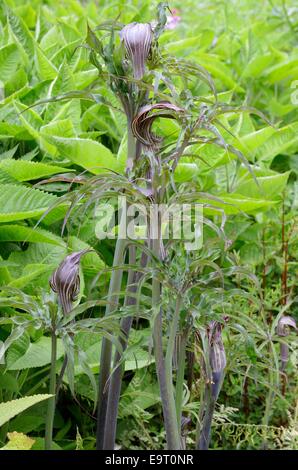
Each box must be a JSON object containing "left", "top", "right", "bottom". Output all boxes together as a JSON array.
[{"left": 165, "top": 9, "right": 181, "bottom": 30}]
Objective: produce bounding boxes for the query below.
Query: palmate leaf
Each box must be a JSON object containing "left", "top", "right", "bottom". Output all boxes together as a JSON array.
[
  {"left": 0, "top": 183, "right": 58, "bottom": 222},
  {"left": 0, "top": 160, "right": 71, "bottom": 182},
  {"left": 0, "top": 395, "right": 53, "bottom": 427}
]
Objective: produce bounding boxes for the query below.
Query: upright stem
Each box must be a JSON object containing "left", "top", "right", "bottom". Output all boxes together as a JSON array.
[
  {"left": 45, "top": 329, "right": 57, "bottom": 450},
  {"left": 196, "top": 371, "right": 223, "bottom": 450},
  {"left": 96, "top": 117, "right": 136, "bottom": 449},
  {"left": 96, "top": 234, "right": 126, "bottom": 449},
  {"left": 165, "top": 295, "right": 183, "bottom": 432},
  {"left": 175, "top": 332, "right": 187, "bottom": 430},
  {"left": 197, "top": 384, "right": 214, "bottom": 450},
  {"left": 151, "top": 232, "right": 181, "bottom": 449},
  {"left": 103, "top": 246, "right": 136, "bottom": 449}
]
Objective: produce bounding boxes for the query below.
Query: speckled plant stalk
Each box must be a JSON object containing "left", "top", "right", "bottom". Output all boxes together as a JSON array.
[
  {"left": 96, "top": 224, "right": 127, "bottom": 450},
  {"left": 175, "top": 331, "right": 188, "bottom": 432},
  {"left": 196, "top": 322, "right": 226, "bottom": 450},
  {"left": 45, "top": 327, "right": 57, "bottom": 450},
  {"left": 103, "top": 246, "right": 136, "bottom": 449},
  {"left": 96, "top": 121, "right": 136, "bottom": 450},
  {"left": 196, "top": 371, "right": 223, "bottom": 450},
  {"left": 151, "top": 211, "right": 181, "bottom": 450}
]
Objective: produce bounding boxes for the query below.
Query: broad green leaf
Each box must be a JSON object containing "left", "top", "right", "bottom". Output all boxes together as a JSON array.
[
  {"left": 8, "top": 263, "right": 55, "bottom": 288},
  {"left": 0, "top": 184, "right": 57, "bottom": 222},
  {"left": 8, "top": 336, "right": 64, "bottom": 370},
  {"left": 44, "top": 61, "right": 80, "bottom": 129},
  {"left": 0, "top": 394, "right": 53, "bottom": 427},
  {"left": 236, "top": 172, "right": 290, "bottom": 199},
  {"left": 40, "top": 119, "right": 76, "bottom": 155},
  {"left": 0, "top": 432, "right": 35, "bottom": 450},
  {"left": 31, "top": 438, "right": 61, "bottom": 450},
  {"left": 6, "top": 332, "right": 30, "bottom": 369},
  {"left": 195, "top": 52, "right": 243, "bottom": 91},
  {"left": 0, "top": 144, "right": 19, "bottom": 160},
  {"left": 242, "top": 54, "right": 274, "bottom": 78},
  {"left": 119, "top": 370, "right": 159, "bottom": 416},
  {"left": 7, "top": 9, "right": 35, "bottom": 63},
  {"left": 0, "top": 168, "right": 19, "bottom": 184},
  {"left": 233, "top": 126, "right": 276, "bottom": 159},
  {"left": 165, "top": 35, "right": 202, "bottom": 54},
  {"left": 0, "top": 160, "right": 71, "bottom": 182},
  {"left": 255, "top": 122, "right": 298, "bottom": 163},
  {"left": 175, "top": 162, "right": 199, "bottom": 182},
  {"left": 34, "top": 46, "right": 57, "bottom": 81},
  {"left": 0, "top": 225, "right": 65, "bottom": 246},
  {"left": 0, "top": 121, "right": 32, "bottom": 141},
  {"left": 47, "top": 137, "right": 120, "bottom": 173},
  {"left": 0, "top": 44, "right": 21, "bottom": 82},
  {"left": 13, "top": 101, "right": 43, "bottom": 141},
  {"left": 202, "top": 193, "right": 277, "bottom": 215},
  {"left": 265, "top": 58, "right": 298, "bottom": 83},
  {"left": 0, "top": 253, "right": 12, "bottom": 285},
  {"left": 0, "top": 372, "right": 19, "bottom": 393}
]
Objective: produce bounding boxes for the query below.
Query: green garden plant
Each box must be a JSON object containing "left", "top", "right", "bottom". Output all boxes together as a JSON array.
[{"left": 0, "top": 0, "right": 297, "bottom": 451}]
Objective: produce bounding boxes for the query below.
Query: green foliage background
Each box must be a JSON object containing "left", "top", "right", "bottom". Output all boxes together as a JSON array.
[{"left": 0, "top": 0, "right": 297, "bottom": 450}]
